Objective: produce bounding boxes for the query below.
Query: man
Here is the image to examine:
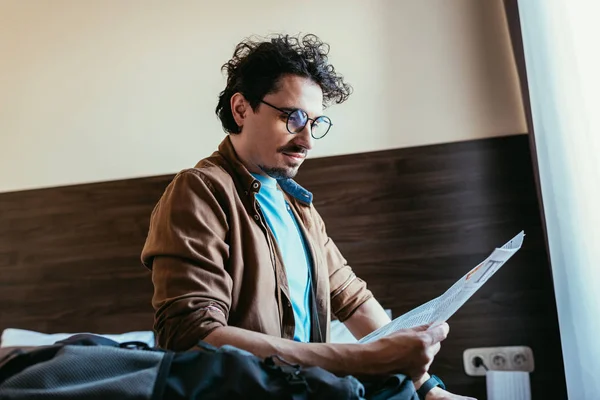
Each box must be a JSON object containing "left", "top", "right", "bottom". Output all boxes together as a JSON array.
[{"left": 142, "top": 33, "right": 473, "bottom": 400}]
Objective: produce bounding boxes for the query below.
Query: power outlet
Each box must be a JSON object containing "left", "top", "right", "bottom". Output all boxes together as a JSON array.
[{"left": 463, "top": 346, "right": 534, "bottom": 376}]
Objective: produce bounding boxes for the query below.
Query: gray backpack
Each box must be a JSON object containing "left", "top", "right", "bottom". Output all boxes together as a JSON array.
[{"left": 0, "top": 334, "right": 418, "bottom": 400}]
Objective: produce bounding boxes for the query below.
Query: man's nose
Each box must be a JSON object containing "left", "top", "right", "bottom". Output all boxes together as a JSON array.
[{"left": 296, "top": 123, "right": 314, "bottom": 151}]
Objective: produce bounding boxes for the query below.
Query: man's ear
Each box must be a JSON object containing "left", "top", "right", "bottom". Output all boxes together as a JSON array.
[{"left": 231, "top": 93, "right": 249, "bottom": 130}]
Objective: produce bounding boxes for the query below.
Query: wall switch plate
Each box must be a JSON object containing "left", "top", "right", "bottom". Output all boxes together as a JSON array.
[{"left": 463, "top": 346, "right": 534, "bottom": 376}]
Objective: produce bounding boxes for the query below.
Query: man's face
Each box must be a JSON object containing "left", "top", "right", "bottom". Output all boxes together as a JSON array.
[{"left": 234, "top": 75, "right": 324, "bottom": 179}]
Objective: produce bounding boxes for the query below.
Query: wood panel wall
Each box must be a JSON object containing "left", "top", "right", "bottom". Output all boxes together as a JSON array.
[
  {"left": 295, "top": 134, "right": 565, "bottom": 399},
  {"left": 0, "top": 177, "right": 166, "bottom": 333},
  {"left": 0, "top": 134, "right": 565, "bottom": 399}
]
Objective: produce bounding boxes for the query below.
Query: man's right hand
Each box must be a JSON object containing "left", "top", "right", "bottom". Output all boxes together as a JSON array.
[
  {"left": 202, "top": 322, "right": 449, "bottom": 381},
  {"left": 363, "top": 323, "right": 450, "bottom": 380}
]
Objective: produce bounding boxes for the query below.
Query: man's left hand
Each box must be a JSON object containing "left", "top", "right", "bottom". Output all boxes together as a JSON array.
[{"left": 426, "top": 387, "right": 477, "bottom": 400}]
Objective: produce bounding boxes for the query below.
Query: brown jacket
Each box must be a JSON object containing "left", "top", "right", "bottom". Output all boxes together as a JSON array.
[{"left": 141, "top": 136, "right": 373, "bottom": 350}]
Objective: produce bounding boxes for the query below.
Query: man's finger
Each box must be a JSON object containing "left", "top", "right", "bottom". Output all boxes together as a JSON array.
[
  {"left": 407, "top": 324, "right": 430, "bottom": 333},
  {"left": 424, "top": 323, "right": 449, "bottom": 345},
  {"left": 430, "top": 342, "right": 441, "bottom": 357}
]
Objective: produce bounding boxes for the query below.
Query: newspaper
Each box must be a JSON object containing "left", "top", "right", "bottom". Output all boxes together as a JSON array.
[{"left": 358, "top": 231, "right": 525, "bottom": 344}]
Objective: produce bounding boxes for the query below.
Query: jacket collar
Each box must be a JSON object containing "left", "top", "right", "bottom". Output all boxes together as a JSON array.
[{"left": 216, "top": 136, "right": 313, "bottom": 205}]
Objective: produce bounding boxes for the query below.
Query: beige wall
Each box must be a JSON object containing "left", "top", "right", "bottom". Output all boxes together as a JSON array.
[{"left": 0, "top": 0, "right": 525, "bottom": 193}]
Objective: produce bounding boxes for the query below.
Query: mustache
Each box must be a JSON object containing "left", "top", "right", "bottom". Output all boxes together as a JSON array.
[{"left": 278, "top": 144, "right": 308, "bottom": 156}]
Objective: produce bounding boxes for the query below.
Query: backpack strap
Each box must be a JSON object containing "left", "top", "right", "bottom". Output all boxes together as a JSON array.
[{"left": 264, "top": 355, "right": 310, "bottom": 400}]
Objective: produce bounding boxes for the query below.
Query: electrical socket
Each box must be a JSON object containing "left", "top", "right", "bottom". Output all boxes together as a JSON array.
[{"left": 463, "top": 346, "right": 534, "bottom": 376}]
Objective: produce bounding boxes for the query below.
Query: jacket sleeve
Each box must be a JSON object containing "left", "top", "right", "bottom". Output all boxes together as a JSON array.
[
  {"left": 311, "top": 206, "right": 373, "bottom": 322},
  {"left": 141, "top": 170, "right": 232, "bottom": 351}
]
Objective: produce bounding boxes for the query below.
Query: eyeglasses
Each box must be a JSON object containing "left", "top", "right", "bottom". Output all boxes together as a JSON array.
[{"left": 260, "top": 100, "right": 333, "bottom": 139}]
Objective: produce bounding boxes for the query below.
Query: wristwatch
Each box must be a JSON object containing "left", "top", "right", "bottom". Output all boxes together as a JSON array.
[{"left": 416, "top": 374, "right": 446, "bottom": 399}]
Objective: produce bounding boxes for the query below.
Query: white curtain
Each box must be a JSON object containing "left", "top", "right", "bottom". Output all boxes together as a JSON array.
[{"left": 518, "top": 1, "right": 600, "bottom": 399}]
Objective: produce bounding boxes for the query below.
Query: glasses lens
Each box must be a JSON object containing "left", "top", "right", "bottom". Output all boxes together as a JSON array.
[
  {"left": 312, "top": 116, "right": 332, "bottom": 139},
  {"left": 287, "top": 109, "right": 308, "bottom": 133}
]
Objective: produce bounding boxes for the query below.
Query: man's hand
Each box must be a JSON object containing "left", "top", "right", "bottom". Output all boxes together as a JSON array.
[
  {"left": 426, "top": 387, "right": 477, "bottom": 400},
  {"left": 363, "top": 323, "right": 449, "bottom": 379}
]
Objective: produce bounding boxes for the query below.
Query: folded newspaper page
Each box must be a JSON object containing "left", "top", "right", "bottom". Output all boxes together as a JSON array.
[{"left": 358, "top": 231, "right": 525, "bottom": 344}]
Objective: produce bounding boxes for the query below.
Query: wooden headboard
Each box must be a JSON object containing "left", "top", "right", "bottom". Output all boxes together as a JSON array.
[
  {"left": 0, "top": 176, "right": 169, "bottom": 333},
  {"left": 0, "top": 134, "right": 566, "bottom": 399}
]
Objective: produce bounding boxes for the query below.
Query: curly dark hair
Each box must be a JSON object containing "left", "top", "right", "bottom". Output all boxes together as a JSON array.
[{"left": 215, "top": 33, "right": 353, "bottom": 134}]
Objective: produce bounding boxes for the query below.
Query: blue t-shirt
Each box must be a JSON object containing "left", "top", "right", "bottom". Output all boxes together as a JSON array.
[{"left": 252, "top": 173, "right": 312, "bottom": 342}]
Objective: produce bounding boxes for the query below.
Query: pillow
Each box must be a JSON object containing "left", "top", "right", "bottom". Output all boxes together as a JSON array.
[
  {"left": 330, "top": 309, "right": 392, "bottom": 344},
  {"left": 0, "top": 328, "right": 155, "bottom": 348}
]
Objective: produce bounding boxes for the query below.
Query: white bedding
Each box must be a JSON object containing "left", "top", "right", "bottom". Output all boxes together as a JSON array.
[{"left": 0, "top": 328, "right": 155, "bottom": 348}]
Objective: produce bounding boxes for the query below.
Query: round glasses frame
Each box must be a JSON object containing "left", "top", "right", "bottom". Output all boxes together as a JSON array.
[{"left": 260, "top": 100, "right": 333, "bottom": 139}]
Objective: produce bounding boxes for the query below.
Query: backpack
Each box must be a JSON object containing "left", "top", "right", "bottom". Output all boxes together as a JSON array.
[{"left": 0, "top": 334, "right": 418, "bottom": 400}]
